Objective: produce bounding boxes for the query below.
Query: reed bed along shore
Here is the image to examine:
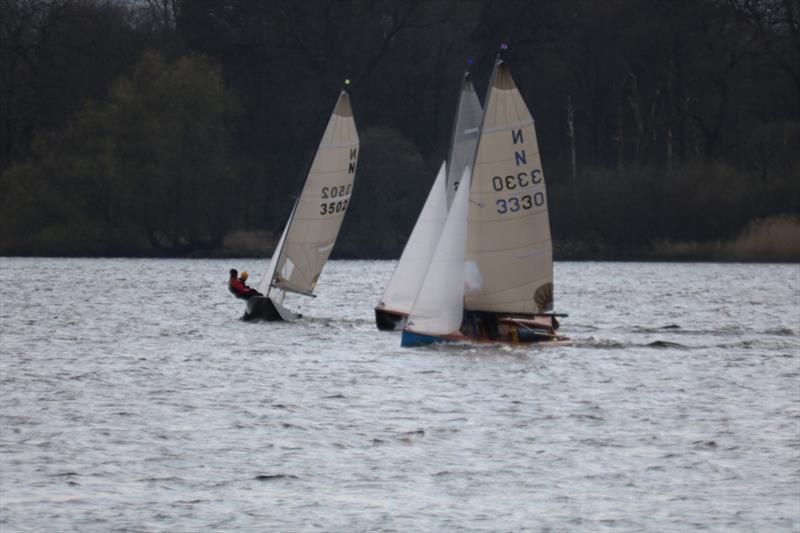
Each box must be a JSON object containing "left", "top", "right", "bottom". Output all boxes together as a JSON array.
[{"left": 650, "top": 216, "right": 800, "bottom": 262}]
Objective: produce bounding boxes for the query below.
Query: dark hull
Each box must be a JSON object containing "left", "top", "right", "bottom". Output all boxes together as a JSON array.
[
  {"left": 375, "top": 308, "right": 407, "bottom": 331},
  {"left": 244, "top": 296, "right": 284, "bottom": 321}
]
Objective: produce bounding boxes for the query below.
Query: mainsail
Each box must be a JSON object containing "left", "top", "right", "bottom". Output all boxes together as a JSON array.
[
  {"left": 445, "top": 73, "right": 483, "bottom": 207},
  {"left": 405, "top": 167, "right": 472, "bottom": 337},
  {"left": 464, "top": 59, "right": 554, "bottom": 315},
  {"left": 257, "top": 91, "right": 359, "bottom": 298}
]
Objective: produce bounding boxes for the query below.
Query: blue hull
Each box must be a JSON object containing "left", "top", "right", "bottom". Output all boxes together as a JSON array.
[{"left": 401, "top": 330, "right": 455, "bottom": 347}]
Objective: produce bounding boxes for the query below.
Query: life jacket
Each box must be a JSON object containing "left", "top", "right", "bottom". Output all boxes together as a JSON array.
[{"left": 228, "top": 277, "right": 249, "bottom": 298}]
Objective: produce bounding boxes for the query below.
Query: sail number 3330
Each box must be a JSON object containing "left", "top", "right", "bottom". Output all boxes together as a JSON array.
[
  {"left": 496, "top": 193, "right": 544, "bottom": 214},
  {"left": 492, "top": 169, "right": 545, "bottom": 214}
]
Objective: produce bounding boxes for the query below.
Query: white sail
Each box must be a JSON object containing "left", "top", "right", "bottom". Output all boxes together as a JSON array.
[
  {"left": 405, "top": 167, "right": 472, "bottom": 336},
  {"left": 376, "top": 162, "right": 448, "bottom": 316},
  {"left": 263, "top": 91, "right": 359, "bottom": 297},
  {"left": 257, "top": 200, "right": 295, "bottom": 296},
  {"left": 464, "top": 60, "right": 554, "bottom": 314},
  {"left": 446, "top": 73, "right": 483, "bottom": 207}
]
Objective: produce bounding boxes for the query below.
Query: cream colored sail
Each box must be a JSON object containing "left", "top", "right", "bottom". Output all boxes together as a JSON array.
[
  {"left": 464, "top": 60, "right": 553, "bottom": 314},
  {"left": 446, "top": 74, "right": 483, "bottom": 207},
  {"left": 262, "top": 91, "right": 359, "bottom": 297},
  {"left": 376, "top": 162, "right": 448, "bottom": 316},
  {"left": 405, "top": 168, "right": 471, "bottom": 336}
]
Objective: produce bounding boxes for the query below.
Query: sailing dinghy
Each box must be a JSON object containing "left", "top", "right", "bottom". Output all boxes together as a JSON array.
[
  {"left": 374, "top": 73, "right": 482, "bottom": 330},
  {"left": 245, "top": 91, "right": 359, "bottom": 321},
  {"left": 401, "top": 59, "right": 568, "bottom": 346}
]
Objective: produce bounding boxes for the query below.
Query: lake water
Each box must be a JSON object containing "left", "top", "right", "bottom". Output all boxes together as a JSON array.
[{"left": 1, "top": 258, "right": 798, "bottom": 531}]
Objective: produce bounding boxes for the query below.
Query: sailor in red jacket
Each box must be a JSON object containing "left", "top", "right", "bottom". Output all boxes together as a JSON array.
[{"left": 228, "top": 269, "right": 261, "bottom": 299}]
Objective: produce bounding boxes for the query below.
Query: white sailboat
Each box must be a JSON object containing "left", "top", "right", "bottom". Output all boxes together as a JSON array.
[
  {"left": 374, "top": 72, "right": 482, "bottom": 330},
  {"left": 245, "top": 91, "right": 359, "bottom": 321},
  {"left": 401, "top": 59, "right": 567, "bottom": 346}
]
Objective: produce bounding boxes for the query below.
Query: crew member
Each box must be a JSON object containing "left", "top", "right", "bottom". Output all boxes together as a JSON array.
[
  {"left": 239, "top": 271, "right": 262, "bottom": 296},
  {"left": 228, "top": 269, "right": 260, "bottom": 299}
]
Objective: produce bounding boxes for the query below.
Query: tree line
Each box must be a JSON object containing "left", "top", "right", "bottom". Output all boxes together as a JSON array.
[{"left": 1, "top": 0, "right": 798, "bottom": 258}]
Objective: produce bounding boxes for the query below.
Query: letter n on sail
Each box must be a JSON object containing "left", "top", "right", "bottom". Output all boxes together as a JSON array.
[
  {"left": 512, "top": 128, "right": 524, "bottom": 144},
  {"left": 514, "top": 150, "right": 527, "bottom": 166}
]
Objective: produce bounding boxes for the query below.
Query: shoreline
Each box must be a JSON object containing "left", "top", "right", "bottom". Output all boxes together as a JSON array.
[{"left": 2, "top": 217, "right": 798, "bottom": 264}]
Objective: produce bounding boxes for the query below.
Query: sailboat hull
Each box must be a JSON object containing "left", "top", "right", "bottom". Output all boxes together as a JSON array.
[
  {"left": 402, "top": 313, "right": 570, "bottom": 347},
  {"left": 402, "top": 329, "right": 570, "bottom": 347},
  {"left": 375, "top": 308, "right": 407, "bottom": 331},
  {"left": 400, "top": 330, "right": 459, "bottom": 347},
  {"left": 244, "top": 296, "right": 300, "bottom": 322}
]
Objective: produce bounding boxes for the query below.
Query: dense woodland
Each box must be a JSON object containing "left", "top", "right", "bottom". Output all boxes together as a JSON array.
[{"left": 1, "top": 0, "right": 798, "bottom": 259}]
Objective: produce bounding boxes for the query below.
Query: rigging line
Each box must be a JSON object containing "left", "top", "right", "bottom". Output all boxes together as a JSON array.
[{"left": 507, "top": 318, "right": 552, "bottom": 334}]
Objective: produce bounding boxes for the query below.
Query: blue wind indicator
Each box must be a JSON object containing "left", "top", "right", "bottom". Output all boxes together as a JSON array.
[
  {"left": 466, "top": 56, "right": 474, "bottom": 66},
  {"left": 500, "top": 42, "right": 509, "bottom": 50}
]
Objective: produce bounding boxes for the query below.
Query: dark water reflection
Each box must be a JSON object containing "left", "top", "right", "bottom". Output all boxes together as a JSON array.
[{"left": 1, "top": 258, "right": 798, "bottom": 531}]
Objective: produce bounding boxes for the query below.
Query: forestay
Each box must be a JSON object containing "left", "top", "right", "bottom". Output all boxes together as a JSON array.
[
  {"left": 445, "top": 74, "right": 483, "bottom": 207},
  {"left": 259, "top": 91, "right": 359, "bottom": 297},
  {"left": 376, "top": 162, "right": 448, "bottom": 316},
  {"left": 405, "top": 168, "right": 472, "bottom": 336},
  {"left": 464, "top": 60, "right": 554, "bottom": 314},
  {"left": 257, "top": 199, "right": 294, "bottom": 297}
]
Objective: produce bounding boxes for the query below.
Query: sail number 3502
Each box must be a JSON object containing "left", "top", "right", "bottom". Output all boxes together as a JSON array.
[{"left": 320, "top": 183, "right": 352, "bottom": 215}]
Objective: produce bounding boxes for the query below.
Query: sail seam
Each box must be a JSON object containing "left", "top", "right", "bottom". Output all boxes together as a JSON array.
[
  {"left": 467, "top": 240, "right": 551, "bottom": 254},
  {"left": 467, "top": 210, "right": 549, "bottom": 225}
]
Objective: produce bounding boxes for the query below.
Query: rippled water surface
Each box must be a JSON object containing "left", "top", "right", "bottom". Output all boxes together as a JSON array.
[{"left": 1, "top": 258, "right": 798, "bottom": 531}]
